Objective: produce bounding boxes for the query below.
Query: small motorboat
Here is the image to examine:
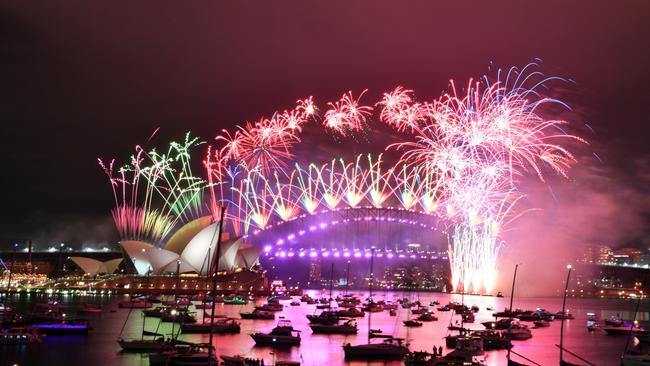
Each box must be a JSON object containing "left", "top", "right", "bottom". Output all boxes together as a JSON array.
[
  {"left": 162, "top": 297, "right": 191, "bottom": 306},
  {"left": 336, "top": 307, "right": 364, "bottom": 318},
  {"left": 604, "top": 315, "right": 625, "bottom": 327},
  {"left": 429, "top": 300, "right": 440, "bottom": 306},
  {"left": 29, "top": 303, "right": 64, "bottom": 322},
  {"left": 180, "top": 318, "right": 241, "bottom": 334},
  {"left": 310, "top": 319, "right": 358, "bottom": 334},
  {"left": 437, "top": 306, "right": 451, "bottom": 312},
  {"left": 160, "top": 309, "right": 197, "bottom": 323},
  {"left": 417, "top": 313, "right": 438, "bottom": 322},
  {"left": 0, "top": 304, "right": 14, "bottom": 313},
  {"left": 117, "top": 336, "right": 170, "bottom": 352},
  {"left": 240, "top": 310, "right": 275, "bottom": 320},
  {"left": 462, "top": 312, "right": 475, "bottom": 323},
  {"left": 389, "top": 309, "right": 397, "bottom": 316},
  {"left": 250, "top": 320, "right": 300, "bottom": 346},
  {"left": 554, "top": 310, "right": 574, "bottom": 320},
  {"left": 255, "top": 303, "right": 284, "bottom": 312},
  {"left": 223, "top": 296, "right": 248, "bottom": 305},
  {"left": 306, "top": 311, "right": 339, "bottom": 325},
  {"left": 507, "top": 323, "right": 533, "bottom": 340},
  {"left": 32, "top": 319, "right": 92, "bottom": 335},
  {"left": 78, "top": 303, "right": 103, "bottom": 314},
  {"left": 343, "top": 337, "right": 409, "bottom": 359},
  {"left": 118, "top": 299, "right": 153, "bottom": 309},
  {"left": 604, "top": 324, "right": 648, "bottom": 336},
  {"left": 149, "top": 343, "right": 218, "bottom": 366},
  {"left": 403, "top": 320, "right": 423, "bottom": 327},
  {"left": 0, "top": 326, "right": 41, "bottom": 344},
  {"left": 534, "top": 320, "right": 550, "bottom": 328},
  {"left": 411, "top": 307, "right": 428, "bottom": 315},
  {"left": 483, "top": 318, "right": 514, "bottom": 330},
  {"left": 586, "top": 313, "right": 600, "bottom": 332},
  {"left": 221, "top": 355, "right": 265, "bottom": 365},
  {"left": 290, "top": 301, "right": 300, "bottom": 306}
]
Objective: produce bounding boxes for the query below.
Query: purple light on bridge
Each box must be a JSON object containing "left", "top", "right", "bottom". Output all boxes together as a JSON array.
[
  {"left": 276, "top": 239, "right": 284, "bottom": 245},
  {"left": 287, "top": 234, "right": 295, "bottom": 240},
  {"left": 333, "top": 252, "right": 340, "bottom": 257},
  {"left": 354, "top": 252, "right": 362, "bottom": 258},
  {"left": 309, "top": 226, "right": 316, "bottom": 231},
  {"left": 343, "top": 252, "right": 351, "bottom": 258},
  {"left": 264, "top": 245, "right": 272, "bottom": 252},
  {"left": 309, "top": 251, "right": 317, "bottom": 258},
  {"left": 298, "top": 230, "right": 305, "bottom": 235},
  {"left": 299, "top": 252, "right": 306, "bottom": 257},
  {"left": 387, "top": 253, "right": 394, "bottom": 258}
]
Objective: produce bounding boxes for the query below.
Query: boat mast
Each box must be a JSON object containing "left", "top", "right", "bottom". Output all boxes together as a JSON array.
[
  {"left": 171, "top": 259, "right": 181, "bottom": 339},
  {"left": 345, "top": 260, "right": 350, "bottom": 295},
  {"left": 559, "top": 264, "right": 572, "bottom": 365},
  {"left": 506, "top": 263, "right": 519, "bottom": 363},
  {"left": 203, "top": 246, "right": 211, "bottom": 325},
  {"left": 208, "top": 206, "right": 226, "bottom": 366},
  {"left": 141, "top": 313, "right": 146, "bottom": 340},
  {"left": 367, "top": 247, "right": 375, "bottom": 344},
  {"left": 329, "top": 262, "right": 334, "bottom": 301},
  {"left": 2, "top": 243, "right": 18, "bottom": 312}
]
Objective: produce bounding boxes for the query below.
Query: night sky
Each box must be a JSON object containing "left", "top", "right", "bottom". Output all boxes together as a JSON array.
[{"left": 1, "top": 1, "right": 649, "bottom": 249}]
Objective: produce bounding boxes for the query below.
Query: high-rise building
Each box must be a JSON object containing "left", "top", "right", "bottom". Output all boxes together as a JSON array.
[
  {"left": 308, "top": 258, "right": 321, "bottom": 287},
  {"left": 581, "top": 244, "right": 613, "bottom": 264}
]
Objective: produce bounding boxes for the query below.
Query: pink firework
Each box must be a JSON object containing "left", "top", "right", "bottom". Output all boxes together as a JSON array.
[
  {"left": 377, "top": 86, "right": 430, "bottom": 133},
  {"left": 323, "top": 90, "right": 373, "bottom": 136}
]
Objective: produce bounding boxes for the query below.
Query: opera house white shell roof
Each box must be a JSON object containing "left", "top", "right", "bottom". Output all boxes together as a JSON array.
[
  {"left": 69, "top": 257, "right": 123, "bottom": 276},
  {"left": 114, "top": 222, "right": 260, "bottom": 276}
]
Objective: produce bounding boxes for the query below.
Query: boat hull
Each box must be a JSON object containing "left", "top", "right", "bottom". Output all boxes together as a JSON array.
[
  {"left": 343, "top": 343, "right": 409, "bottom": 359},
  {"left": 250, "top": 334, "right": 300, "bottom": 346}
]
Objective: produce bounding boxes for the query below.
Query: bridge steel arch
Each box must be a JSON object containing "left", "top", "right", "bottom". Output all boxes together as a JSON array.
[{"left": 243, "top": 206, "right": 449, "bottom": 261}]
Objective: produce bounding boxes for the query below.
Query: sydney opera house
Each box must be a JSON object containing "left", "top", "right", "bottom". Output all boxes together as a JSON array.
[{"left": 70, "top": 216, "right": 262, "bottom": 278}]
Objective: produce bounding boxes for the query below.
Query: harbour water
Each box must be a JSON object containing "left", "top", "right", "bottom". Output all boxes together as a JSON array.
[{"left": 1, "top": 291, "right": 647, "bottom": 366}]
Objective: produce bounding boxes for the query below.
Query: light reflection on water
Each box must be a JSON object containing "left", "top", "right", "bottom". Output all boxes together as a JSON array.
[{"left": 1, "top": 291, "right": 646, "bottom": 366}]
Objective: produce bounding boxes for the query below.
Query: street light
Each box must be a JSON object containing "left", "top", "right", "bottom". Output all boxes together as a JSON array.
[{"left": 559, "top": 264, "right": 573, "bottom": 364}]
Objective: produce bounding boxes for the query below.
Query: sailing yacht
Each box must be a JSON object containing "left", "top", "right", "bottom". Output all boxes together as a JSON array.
[{"left": 342, "top": 248, "right": 409, "bottom": 360}]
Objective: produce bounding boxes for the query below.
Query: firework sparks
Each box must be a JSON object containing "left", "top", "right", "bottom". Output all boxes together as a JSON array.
[{"left": 323, "top": 90, "right": 373, "bottom": 136}]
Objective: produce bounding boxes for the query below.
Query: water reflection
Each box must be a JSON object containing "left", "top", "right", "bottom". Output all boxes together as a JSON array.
[{"left": 1, "top": 291, "right": 646, "bottom": 366}]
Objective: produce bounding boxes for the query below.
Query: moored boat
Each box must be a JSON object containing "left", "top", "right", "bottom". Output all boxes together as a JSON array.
[
  {"left": 220, "top": 355, "right": 265, "bottom": 365},
  {"left": 32, "top": 319, "right": 92, "bottom": 335},
  {"left": 118, "top": 299, "right": 153, "bottom": 309},
  {"left": 118, "top": 337, "right": 170, "bottom": 352},
  {"left": 240, "top": 310, "right": 275, "bottom": 320},
  {"left": 149, "top": 343, "right": 218, "bottom": 366},
  {"left": 0, "top": 326, "right": 41, "bottom": 344},
  {"left": 250, "top": 320, "right": 300, "bottom": 346},
  {"left": 404, "top": 320, "right": 423, "bottom": 327},
  {"left": 180, "top": 318, "right": 240, "bottom": 334},
  {"left": 310, "top": 319, "right": 358, "bottom": 334},
  {"left": 78, "top": 303, "right": 103, "bottom": 314},
  {"left": 343, "top": 337, "right": 409, "bottom": 359},
  {"left": 417, "top": 313, "right": 438, "bottom": 322}
]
